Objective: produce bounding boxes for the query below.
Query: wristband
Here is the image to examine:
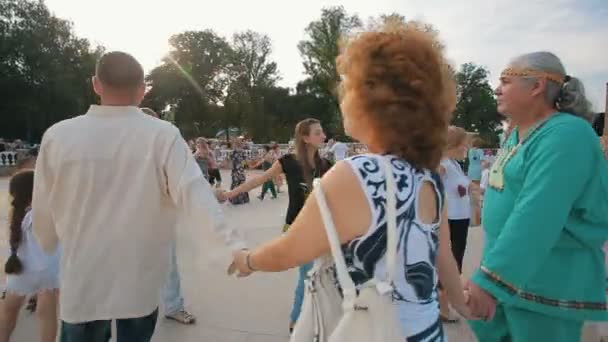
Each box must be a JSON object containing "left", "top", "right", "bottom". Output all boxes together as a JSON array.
[{"left": 246, "top": 252, "right": 257, "bottom": 272}]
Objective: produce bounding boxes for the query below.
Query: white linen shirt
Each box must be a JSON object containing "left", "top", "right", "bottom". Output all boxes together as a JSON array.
[{"left": 32, "top": 105, "right": 245, "bottom": 323}]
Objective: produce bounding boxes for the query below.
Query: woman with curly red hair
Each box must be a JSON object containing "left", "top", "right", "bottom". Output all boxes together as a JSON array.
[{"left": 230, "top": 22, "right": 472, "bottom": 339}]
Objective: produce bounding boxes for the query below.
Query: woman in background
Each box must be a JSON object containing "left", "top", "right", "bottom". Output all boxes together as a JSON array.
[
  {"left": 223, "top": 119, "right": 331, "bottom": 332},
  {"left": 193, "top": 138, "right": 210, "bottom": 180},
  {"left": 207, "top": 141, "right": 222, "bottom": 188},
  {"left": 229, "top": 137, "right": 250, "bottom": 205},
  {"left": 250, "top": 145, "right": 277, "bottom": 200}
]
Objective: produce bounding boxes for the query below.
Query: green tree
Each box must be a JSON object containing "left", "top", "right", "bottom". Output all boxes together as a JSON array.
[
  {"left": 297, "top": 6, "right": 361, "bottom": 134},
  {"left": 0, "top": 0, "right": 102, "bottom": 141},
  {"left": 366, "top": 13, "right": 405, "bottom": 30},
  {"left": 143, "top": 30, "right": 233, "bottom": 138},
  {"left": 228, "top": 30, "right": 280, "bottom": 141},
  {"left": 453, "top": 63, "right": 502, "bottom": 146}
]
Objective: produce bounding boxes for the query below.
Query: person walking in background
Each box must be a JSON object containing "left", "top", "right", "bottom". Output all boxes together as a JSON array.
[
  {"left": 328, "top": 137, "right": 349, "bottom": 162},
  {"left": 0, "top": 170, "right": 60, "bottom": 342},
  {"left": 228, "top": 137, "right": 250, "bottom": 205},
  {"left": 207, "top": 140, "right": 222, "bottom": 188},
  {"left": 479, "top": 160, "right": 490, "bottom": 202},
  {"left": 222, "top": 119, "right": 332, "bottom": 333},
  {"left": 438, "top": 125, "right": 474, "bottom": 322},
  {"left": 32, "top": 51, "right": 245, "bottom": 342},
  {"left": 467, "top": 137, "right": 484, "bottom": 182},
  {"left": 270, "top": 143, "right": 284, "bottom": 193},
  {"left": 467, "top": 137, "right": 484, "bottom": 226},
  {"left": 440, "top": 126, "right": 473, "bottom": 273},
  {"left": 250, "top": 145, "right": 277, "bottom": 200},
  {"left": 193, "top": 137, "right": 210, "bottom": 181}
]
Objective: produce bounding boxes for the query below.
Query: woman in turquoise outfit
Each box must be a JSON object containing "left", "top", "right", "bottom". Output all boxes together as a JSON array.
[
  {"left": 467, "top": 138, "right": 484, "bottom": 182},
  {"left": 466, "top": 51, "right": 608, "bottom": 341}
]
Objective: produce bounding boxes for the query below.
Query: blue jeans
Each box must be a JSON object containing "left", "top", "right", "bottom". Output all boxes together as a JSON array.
[
  {"left": 290, "top": 262, "right": 313, "bottom": 324},
  {"left": 161, "top": 240, "right": 184, "bottom": 315},
  {"left": 60, "top": 308, "right": 158, "bottom": 342}
]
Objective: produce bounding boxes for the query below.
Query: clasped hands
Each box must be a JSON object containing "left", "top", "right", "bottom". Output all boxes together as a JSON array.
[
  {"left": 227, "top": 249, "right": 254, "bottom": 278},
  {"left": 226, "top": 249, "right": 498, "bottom": 323},
  {"left": 461, "top": 279, "right": 497, "bottom": 321},
  {"left": 214, "top": 188, "right": 232, "bottom": 203}
]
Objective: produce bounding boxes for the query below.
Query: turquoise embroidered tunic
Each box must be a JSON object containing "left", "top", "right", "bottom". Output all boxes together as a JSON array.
[{"left": 472, "top": 112, "right": 608, "bottom": 321}]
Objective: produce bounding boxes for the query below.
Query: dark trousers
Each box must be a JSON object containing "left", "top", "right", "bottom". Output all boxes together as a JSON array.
[
  {"left": 60, "top": 308, "right": 158, "bottom": 342},
  {"left": 260, "top": 180, "right": 277, "bottom": 199},
  {"left": 448, "top": 219, "right": 470, "bottom": 273},
  {"left": 208, "top": 168, "right": 222, "bottom": 185}
]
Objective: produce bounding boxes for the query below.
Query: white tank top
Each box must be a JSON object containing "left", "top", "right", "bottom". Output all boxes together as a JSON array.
[{"left": 440, "top": 158, "right": 471, "bottom": 220}]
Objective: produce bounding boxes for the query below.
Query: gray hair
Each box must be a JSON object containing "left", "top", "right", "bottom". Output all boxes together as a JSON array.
[{"left": 509, "top": 51, "right": 592, "bottom": 121}]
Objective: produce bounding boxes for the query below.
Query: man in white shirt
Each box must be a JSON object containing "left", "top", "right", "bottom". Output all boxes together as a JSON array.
[
  {"left": 32, "top": 51, "right": 245, "bottom": 342},
  {"left": 328, "top": 137, "right": 349, "bottom": 161}
]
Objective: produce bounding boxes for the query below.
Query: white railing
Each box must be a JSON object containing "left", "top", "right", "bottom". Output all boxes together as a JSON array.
[
  {"left": 0, "top": 151, "right": 18, "bottom": 166},
  {"left": 215, "top": 143, "right": 369, "bottom": 164}
]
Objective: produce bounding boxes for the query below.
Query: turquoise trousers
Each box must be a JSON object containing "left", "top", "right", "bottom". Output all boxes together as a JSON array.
[{"left": 469, "top": 304, "right": 583, "bottom": 342}]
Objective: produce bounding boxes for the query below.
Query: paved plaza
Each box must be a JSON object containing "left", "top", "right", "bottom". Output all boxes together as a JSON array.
[{"left": 0, "top": 172, "right": 601, "bottom": 341}]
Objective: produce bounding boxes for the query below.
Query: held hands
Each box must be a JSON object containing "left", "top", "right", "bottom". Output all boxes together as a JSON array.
[
  {"left": 215, "top": 189, "right": 233, "bottom": 203},
  {"left": 227, "top": 249, "right": 254, "bottom": 278},
  {"left": 463, "top": 279, "right": 497, "bottom": 321}
]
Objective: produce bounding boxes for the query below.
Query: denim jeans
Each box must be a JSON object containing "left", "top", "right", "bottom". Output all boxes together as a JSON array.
[
  {"left": 161, "top": 240, "right": 185, "bottom": 315},
  {"left": 289, "top": 262, "right": 313, "bottom": 324},
  {"left": 60, "top": 308, "right": 158, "bottom": 342}
]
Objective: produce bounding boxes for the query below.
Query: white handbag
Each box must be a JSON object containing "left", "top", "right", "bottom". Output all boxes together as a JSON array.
[
  {"left": 290, "top": 179, "right": 343, "bottom": 342},
  {"left": 298, "top": 157, "right": 405, "bottom": 341},
  {"left": 289, "top": 254, "right": 343, "bottom": 342}
]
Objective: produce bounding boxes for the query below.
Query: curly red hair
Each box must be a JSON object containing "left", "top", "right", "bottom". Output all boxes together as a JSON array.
[{"left": 337, "top": 22, "right": 455, "bottom": 170}]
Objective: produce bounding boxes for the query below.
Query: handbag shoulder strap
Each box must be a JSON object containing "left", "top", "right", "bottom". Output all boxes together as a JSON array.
[
  {"left": 313, "top": 179, "right": 358, "bottom": 305},
  {"left": 313, "top": 155, "right": 398, "bottom": 307},
  {"left": 379, "top": 156, "right": 398, "bottom": 284}
]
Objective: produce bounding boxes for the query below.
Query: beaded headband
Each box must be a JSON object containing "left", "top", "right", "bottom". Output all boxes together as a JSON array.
[{"left": 500, "top": 67, "right": 567, "bottom": 84}]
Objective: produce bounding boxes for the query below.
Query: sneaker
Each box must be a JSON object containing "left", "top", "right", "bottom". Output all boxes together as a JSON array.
[{"left": 166, "top": 309, "right": 196, "bottom": 325}]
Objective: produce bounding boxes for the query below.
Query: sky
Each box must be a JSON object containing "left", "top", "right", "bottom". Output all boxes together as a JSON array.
[{"left": 45, "top": 0, "right": 608, "bottom": 111}]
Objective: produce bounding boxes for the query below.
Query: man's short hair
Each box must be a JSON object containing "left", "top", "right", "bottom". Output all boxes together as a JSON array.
[{"left": 96, "top": 51, "right": 144, "bottom": 90}]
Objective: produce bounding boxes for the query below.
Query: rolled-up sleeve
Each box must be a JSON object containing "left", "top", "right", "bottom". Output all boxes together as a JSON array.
[{"left": 164, "top": 131, "right": 246, "bottom": 251}]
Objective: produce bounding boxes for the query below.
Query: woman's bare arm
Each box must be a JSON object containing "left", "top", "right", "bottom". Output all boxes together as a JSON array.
[
  {"left": 248, "top": 161, "right": 371, "bottom": 271},
  {"left": 226, "top": 160, "right": 283, "bottom": 199},
  {"left": 435, "top": 202, "right": 471, "bottom": 317}
]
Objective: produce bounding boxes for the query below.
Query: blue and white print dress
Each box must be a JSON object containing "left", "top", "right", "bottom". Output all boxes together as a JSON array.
[{"left": 343, "top": 154, "right": 445, "bottom": 341}]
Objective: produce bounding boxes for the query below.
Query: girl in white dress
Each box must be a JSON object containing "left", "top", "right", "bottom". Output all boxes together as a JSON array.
[{"left": 0, "top": 170, "right": 60, "bottom": 342}]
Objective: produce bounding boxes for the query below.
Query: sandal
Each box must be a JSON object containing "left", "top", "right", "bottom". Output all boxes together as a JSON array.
[{"left": 166, "top": 309, "right": 196, "bottom": 325}]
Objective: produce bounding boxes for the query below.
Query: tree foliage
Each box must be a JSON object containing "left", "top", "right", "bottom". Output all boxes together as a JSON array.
[
  {"left": 453, "top": 63, "right": 502, "bottom": 146},
  {"left": 0, "top": 0, "right": 102, "bottom": 141},
  {"left": 2, "top": 3, "right": 502, "bottom": 145},
  {"left": 297, "top": 6, "right": 362, "bottom": 135},
  {"left": 143, "top": 30, "right": 233, "bottom": 138}
]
